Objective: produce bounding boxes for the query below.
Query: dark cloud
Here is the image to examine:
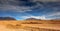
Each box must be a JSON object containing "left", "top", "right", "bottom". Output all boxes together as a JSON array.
[
  {"left": 18, "top": 2, "right": 37, "bottom": 6},
  {"left": 0, "top": 0, "right": 60, "bottom": 13},
  {"left": 0, "top": 0, "right": 37, "bottom": 12},
  {"left": 0, "top": 0, "right": 60, "bottom": 9},
  {"left": 0, "top": 0, "right": 60, "bottom": 20},
  {"left": 0, "top": 0, "right": 37, "bottom": 6},
  {"left": 18, "top": 0, "right": 30, "bottom": 2}
]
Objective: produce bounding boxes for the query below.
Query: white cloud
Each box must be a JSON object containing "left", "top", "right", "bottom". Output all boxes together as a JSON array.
[
  {"left": 47, "top": 12, "right": 60, "bottom": 16},
  {"left": 0, "top": 5, "right": 32, "bottom": 12},
  {"left": 20, "top": 15, "right": 46, "bottom": 20},
  {"left": 44, "top": 11, "right": 60, "bottom": 20},
  {"left": 19, "top": 10, "right": 60, "bottom": 20}
]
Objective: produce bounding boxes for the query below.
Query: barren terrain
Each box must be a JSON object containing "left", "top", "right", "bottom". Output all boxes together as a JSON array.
[{"left": 0, "top": 20, "right": 60, "bottom": 31}]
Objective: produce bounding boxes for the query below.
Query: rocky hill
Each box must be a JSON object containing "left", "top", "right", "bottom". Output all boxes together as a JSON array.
[
  {"left": 0, "top": 17, "right": 16, "bottom": 20},
  {"left": 26, "top": 18, "right": 41, "bottom": 21}
]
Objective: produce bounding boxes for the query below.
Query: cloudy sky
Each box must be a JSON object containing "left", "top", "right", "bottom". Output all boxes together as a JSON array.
[{"left": 0, "top": 0, "right": 60, "bottom": 20}]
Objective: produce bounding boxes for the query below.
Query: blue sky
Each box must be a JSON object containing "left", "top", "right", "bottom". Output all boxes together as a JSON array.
[{"left": 0, "top": 0, "right": 60, "bottom": 20}]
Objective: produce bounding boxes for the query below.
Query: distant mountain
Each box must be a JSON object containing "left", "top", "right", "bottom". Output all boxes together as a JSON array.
[
  {"left": 0, "top": 17, "right": 16, "bottom": 20},
  {"left": 26, "top": 18, "right": 41, "bottom": 20}
]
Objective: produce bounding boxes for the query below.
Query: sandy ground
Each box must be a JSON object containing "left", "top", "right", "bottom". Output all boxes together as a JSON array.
[
  {"left": 22, "top": 24, "right": 60, "bottom": 30},
  {"left": 0, "top": 25, "right": 29, "bottom": 31},
  {"left": 0, "top": 21, "right": 60, "bottom": 31}
]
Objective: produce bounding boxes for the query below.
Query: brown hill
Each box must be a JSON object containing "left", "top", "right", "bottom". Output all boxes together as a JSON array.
[
  {"left": 26, "top": 18, "right": 41, "bottom": 20},
  {"left": 0, "top": 17, "right": 16, "bottom": 20}
]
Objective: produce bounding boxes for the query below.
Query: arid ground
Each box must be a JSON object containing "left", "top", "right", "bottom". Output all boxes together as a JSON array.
[{"left": 0, "top": 20, "right": 60, "bottom": 31}]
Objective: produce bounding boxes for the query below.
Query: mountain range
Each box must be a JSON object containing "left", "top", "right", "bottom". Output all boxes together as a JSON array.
[{"left": 0, "top": 17, "right": 16, "bottom": 20}]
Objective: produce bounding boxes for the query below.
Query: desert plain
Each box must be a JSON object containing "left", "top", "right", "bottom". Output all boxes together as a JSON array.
[{"left": 0, "top": 20, "right": 60, "bottom": 31}]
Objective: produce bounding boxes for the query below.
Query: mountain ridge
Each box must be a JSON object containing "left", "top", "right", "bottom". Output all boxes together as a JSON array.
[{"left": 0, "top": 17, "right": 16, "bottom": 20}]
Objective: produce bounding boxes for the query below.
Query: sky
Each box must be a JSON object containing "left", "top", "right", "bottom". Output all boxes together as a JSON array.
[{"left": 0, "top": 0, "right": 60, "bottom": 20}]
